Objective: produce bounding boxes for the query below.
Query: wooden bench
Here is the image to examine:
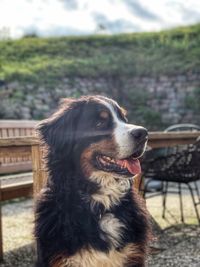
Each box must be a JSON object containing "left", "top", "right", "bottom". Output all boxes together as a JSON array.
[
  {"left": 0, "top": 120, "right": 38, "bottom": 260},
  {"left": 0, "top": 120, "right": 38, "bottom": 175}
]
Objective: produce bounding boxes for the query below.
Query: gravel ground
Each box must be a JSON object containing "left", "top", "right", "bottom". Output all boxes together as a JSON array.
[
  {"left": 0, "top": 199, "right": 35, "bottom": 267},
  {"left": 0, "top": 188, "right": 199, "bottom": 267},
  {"left": 148, "top": 225, "right": 200, "bottom": 267}
]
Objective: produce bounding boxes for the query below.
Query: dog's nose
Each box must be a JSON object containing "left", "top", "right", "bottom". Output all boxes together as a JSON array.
[{"left": 130, "top": 127, "right": 148, "bottom": 141}]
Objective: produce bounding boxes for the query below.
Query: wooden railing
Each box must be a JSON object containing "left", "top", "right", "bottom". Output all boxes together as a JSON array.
[
  {"left": 1, "top": 131, "right": 200, "bottom": 195},
  {"left": 0, "top": 131, "right": 199, "bottom": 260},
  {"left": 0, "top": 120, "right": 38, "bottom": 174}
]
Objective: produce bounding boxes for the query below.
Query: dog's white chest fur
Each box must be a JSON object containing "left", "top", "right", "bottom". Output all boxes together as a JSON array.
[
  {"left": 89, "top": 173, "right": 131, "bottom": 248},
  {"left": 100, "top": 213, "right": 125, "bottom": 248},
  {"left": 90, "top": 172, "right": 132, "bottom": 209}
]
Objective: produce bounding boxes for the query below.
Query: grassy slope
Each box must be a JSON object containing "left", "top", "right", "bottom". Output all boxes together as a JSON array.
[{"left": 0, "top": 23, "right": 200, "bottom": 85}]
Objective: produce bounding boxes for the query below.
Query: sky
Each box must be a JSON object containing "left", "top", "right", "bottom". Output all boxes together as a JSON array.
[{"left": 0, "top": 0, "right": 200, "bottom": 39}]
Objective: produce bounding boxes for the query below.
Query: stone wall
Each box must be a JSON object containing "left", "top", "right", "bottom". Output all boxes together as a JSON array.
[{"left": 0, "top": 71, "right": 200, "bottom": 130}]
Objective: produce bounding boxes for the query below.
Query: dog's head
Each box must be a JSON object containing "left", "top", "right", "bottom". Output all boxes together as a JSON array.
[{"left": 38, "top": 95, "right": 148, "bottom": 180}]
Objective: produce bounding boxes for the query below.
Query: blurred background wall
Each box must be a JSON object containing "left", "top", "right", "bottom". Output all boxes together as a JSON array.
[{"left": 0, "top": 1, "right": 200, "bottom": 130}]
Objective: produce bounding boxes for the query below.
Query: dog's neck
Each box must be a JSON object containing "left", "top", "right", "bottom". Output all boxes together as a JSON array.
[
  {"left": 88, "top": 171, "right": 133, "bottom": 210},
  {"left": 47, "top": 154, "right": 133, "bottom": 211}
]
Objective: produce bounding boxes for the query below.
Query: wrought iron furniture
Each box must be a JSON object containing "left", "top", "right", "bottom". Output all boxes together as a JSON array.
[{"left": 143, "top": 133, "right": 200, "bottom": 224}]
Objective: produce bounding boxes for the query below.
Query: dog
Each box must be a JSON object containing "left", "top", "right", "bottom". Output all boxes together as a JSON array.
[{"left": 35, "top": 95, "right": 151, "bottom": 267}]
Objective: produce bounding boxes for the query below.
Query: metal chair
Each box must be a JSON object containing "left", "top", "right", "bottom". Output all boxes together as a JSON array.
[
  {"left": 164, "top": 123, "right": 200, "bottom": 132},
  {"left": 142, "top": 124, "right": 200, "bottom": 224}
]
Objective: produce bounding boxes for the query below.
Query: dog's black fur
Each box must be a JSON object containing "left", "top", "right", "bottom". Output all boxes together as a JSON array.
[{"left": 35, "top": 96, "right": 151, "bottom": 267}]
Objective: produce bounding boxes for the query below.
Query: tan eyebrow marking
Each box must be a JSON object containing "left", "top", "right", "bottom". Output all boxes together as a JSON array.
[
  {"left": 120, "top": 107, "right": 127, "bottom": 117},
  {"left": 100, "top": 110, "right": 109, "bottom": 119}
]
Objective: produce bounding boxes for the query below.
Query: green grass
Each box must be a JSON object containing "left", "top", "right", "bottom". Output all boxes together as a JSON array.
[{"left": 1, "top": 23, "right": 200, "bottom": 84}]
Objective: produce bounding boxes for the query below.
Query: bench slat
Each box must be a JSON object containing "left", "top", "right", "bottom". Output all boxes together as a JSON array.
[
  {"left": 0, "top": 120, "right": 38, "bottom": 129},
  {"left": 0, "top": 181, "right": 33, "bottom": 201},
  {"left": 0, "top": 163, "right": 32, "bottom": 174},
  {"left": 0, "top": 120, "right": 39, "bottom": 175}
]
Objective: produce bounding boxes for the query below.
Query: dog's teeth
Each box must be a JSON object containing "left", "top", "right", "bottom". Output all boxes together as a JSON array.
[{"left": 99, "top": 158, "right": 106, "bottom": 164}]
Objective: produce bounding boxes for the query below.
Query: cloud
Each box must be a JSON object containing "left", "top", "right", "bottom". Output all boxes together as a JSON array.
[
  {"left": 20, "top": 24, "right": 89, "bottom": 37},
  {"left": 1, "top": 0, "right": 200, "bottom": 39},
  {"left": 179, "top": 6, "right": 200, "bottom": 23},
  {"left": 123, "top": 0, "right": 160, "bottom": 21},
  {"left": 93, "top": 12, "right": 141, "bottom": 33},
  {"left": 42, "top": 25, "right": 89, "bottom": 36},
  {"left": 59, "top": 0, "right": 78, "bottom": 10},
  {"left": 20, "top": 25, "right": 39, "bottom": 37}
]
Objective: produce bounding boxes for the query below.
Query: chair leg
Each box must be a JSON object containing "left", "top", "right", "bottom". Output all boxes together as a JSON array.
[
  {"left": 194, "top": 181, "right": 200, "bottom": 203},
  {"left": 162, "top": 181, "right": 168, "bottom": 219},
  {"left": 143, "top": 179, "right": 152, "bottom": 198},
  {"left": 0, "top": 193, "right": 3, "bottom": 262},
  {"left": 187, "top": 183, "right": 200, "bottom": 224},
  {"left": 138, "top": 175, "right": 145, "bottom": 197},
  {"left": 178, "top": 183, "right": 184, "bottom": 223}
]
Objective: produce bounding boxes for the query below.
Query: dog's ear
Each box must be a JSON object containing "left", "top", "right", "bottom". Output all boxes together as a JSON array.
[{"left": 37, "top": 99, "right": 83, "bottom": 153}]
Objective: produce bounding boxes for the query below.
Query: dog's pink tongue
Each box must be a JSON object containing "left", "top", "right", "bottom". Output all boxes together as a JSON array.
[{"left": 117, "top": 158, "right": 141, "bottom": 175}]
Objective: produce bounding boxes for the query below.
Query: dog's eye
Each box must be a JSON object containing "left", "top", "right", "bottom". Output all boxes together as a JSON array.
[{"left": 95, "top": 111, "right": 110, "bottom": 129}]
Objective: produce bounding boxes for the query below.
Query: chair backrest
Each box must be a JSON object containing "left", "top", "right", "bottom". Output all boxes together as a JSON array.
[
  {"left": 147, "top": 138, "right": 200, "bottom": 183},
  {"left": 144, "top": 124, "right": 200, "bottom": 162},
  {"left": 164, "top": 124, "right": 200, "bottom": 154},
  {"left": 165, "top": 124, "right": 200, "bottom": 132}
]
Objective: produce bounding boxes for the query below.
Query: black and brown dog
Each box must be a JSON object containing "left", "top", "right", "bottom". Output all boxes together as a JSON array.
[{"left": 35, "top": 95, "right": 151, "bottom": 267}]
